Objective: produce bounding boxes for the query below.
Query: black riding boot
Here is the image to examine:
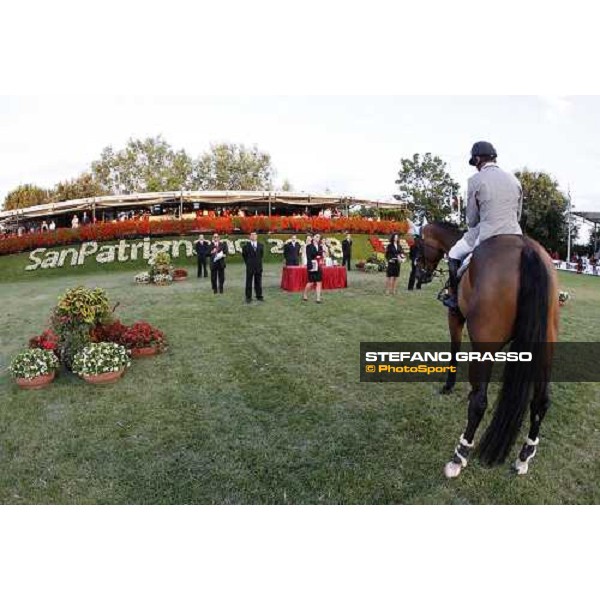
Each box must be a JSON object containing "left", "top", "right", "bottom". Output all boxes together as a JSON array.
[{"left": 442, "top": 258, "right": 461, "bottom": 310}]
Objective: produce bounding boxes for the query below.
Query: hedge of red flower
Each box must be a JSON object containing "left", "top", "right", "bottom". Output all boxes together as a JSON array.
[
  {"left": 368, "top": 236, "right": 386, "bottom": 253},
  {"left": 0, "top": 216, "right": 408, "bottom": 256}
]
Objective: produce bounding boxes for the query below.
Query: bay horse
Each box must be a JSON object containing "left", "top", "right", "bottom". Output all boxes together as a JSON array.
[{"left": 416, "top": 223, "right": 559, "bottom": 478}]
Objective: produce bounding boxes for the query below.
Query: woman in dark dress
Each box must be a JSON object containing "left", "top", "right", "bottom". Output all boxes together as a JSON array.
[
  {"left": 303, "top": 233, "right": 324, "bottom": 303},
  {"left": 385, "top": 233, "right": 404, "bottom": 295}
]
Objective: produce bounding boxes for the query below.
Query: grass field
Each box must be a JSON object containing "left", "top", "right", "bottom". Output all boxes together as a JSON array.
[{"left": 1, "top": 260, "right": 599, "bottom": 504}]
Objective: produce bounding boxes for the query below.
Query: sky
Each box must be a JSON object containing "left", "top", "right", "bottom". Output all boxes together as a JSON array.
[{"left": 1, "top": 95, "right": 599, "bottom": 214}]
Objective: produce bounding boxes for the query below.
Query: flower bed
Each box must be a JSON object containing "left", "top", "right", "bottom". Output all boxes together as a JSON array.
[
  {"left": 11, "top": 348, "right": 59, "bottom": 379},
  {"left": 121, "top": 321, "right": 166, "bottom": 354},
  {"left": 9, "top": 286, "right": 166, "bottom": 390},
  {"left": 90, "top": 319, "right": 129, "bottom": 345},
  {"left": 135, "top": 271, "right": 151, "bottom": 284},
  {"left": 0, "top": 216, "right": 408, "bottom": 256},
  {"left": 72, "top": 342, "right": 131, "bottom": 382},
  {"left": 172, "top": 268, "right": 188, "bottom": 281}
]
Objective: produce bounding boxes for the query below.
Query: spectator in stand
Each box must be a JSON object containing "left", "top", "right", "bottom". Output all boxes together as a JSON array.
[
  {"left": 41, "top": 220, "right": 49, "bottom": 232},
  {"left": 82, "top": 212, "right": 90, "bottom": 226},
  {"left": 324, "top": 208, "right": 332, "bottom": 219},
  {"left": 303, "top": 233, "right": 324, "bottom": 303},
  {"left": 71, "top": 214, "right": 80, "bottom": 229},
  {"left": 49, "top": 220, "right": 56, "bottom": 231}
]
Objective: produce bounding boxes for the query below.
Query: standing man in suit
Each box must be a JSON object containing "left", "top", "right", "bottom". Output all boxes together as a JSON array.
[
  {"left": 209, "top": 233, "right": 228, "bottom": 294},
  {"left": 283, "top": 235, "right": 301, "bottom": 266},
  {"left": 341, "top": 233, "right": 353, "bottom": 270},
  {"left": 195, "top": 234, "right": 210, "bottom": 278},
  {"left": 242, "top": 231, "right": 264, "bottom": 303}
]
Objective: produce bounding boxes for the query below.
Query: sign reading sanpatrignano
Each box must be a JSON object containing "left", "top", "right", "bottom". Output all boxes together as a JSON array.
[{"left": 24, "top": 237, "right": 347, "bottom": 271}]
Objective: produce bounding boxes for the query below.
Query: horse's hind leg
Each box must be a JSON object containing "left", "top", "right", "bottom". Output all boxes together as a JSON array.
[
  {"left": 444, "top": 358, "right": 493, "bottom": 478},
  {"left": 514, "top": 380, "right": 550, "bottom": 475},
  {"left": 514, "top": 311, "right": 556, "bottom": 475}
]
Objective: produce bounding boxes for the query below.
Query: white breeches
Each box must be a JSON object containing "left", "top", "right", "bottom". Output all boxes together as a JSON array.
[{"left": 448, "top": 234, "right": 479, "bottom": 261}]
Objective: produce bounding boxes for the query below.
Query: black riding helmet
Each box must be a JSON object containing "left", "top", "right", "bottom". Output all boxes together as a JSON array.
[{"left": 469, "top": 141, "right": 497, "bottom": 166}]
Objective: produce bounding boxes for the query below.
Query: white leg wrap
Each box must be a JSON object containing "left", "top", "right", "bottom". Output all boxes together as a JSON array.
[
  {"left": 460, "top": 435, "right": 475, "bottom": 448},
  {"left": 514, "top": 438, "right": 539, "bottom": 475}
]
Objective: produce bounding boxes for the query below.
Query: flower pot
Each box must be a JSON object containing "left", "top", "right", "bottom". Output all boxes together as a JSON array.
[
  {"left": 131, "top": 346, "right": 159, "bottom": 358},
  {"left": 16, "top": 372, "right": 56, "bottom": 390},
  {"left": 82, "top": 369, "right": 125, "bottom": 384},
  {"left": 172, "top": 275, "right": 187, "bottom": 282}
]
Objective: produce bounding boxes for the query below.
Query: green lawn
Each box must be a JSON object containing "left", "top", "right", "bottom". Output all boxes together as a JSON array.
[{"left": 0, "top": 263, "right": 599, "bottom": 504}]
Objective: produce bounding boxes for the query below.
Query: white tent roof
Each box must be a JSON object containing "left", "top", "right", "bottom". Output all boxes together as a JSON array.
[{"left": 0, "top": 190, "right": 405, "bottom": 222}]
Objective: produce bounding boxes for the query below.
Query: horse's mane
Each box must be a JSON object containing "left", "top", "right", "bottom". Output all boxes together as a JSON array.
[{"left": 431, "top": 221, "right": 464, "bottom": 234}]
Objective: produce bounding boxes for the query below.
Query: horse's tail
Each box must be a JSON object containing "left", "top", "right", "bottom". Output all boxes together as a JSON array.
[{"left": 479, "top": 242, "right": 550, "bottom": 465}]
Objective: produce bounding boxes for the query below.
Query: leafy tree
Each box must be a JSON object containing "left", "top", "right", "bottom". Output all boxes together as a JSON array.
[
  {"left": 91, "top": 136, "right": 195, "bottom": 194},
  {"left": 588, "top": 226, "right": 599, "bottom": 255},
  {"left": 515, "top": 169, "right": 575, "bottom": 254},
  {"left": 3, "top": 184, "right": 51, "bottom": 211},
  {"left": 195, "top": 143, "right": 273, "bottom": 190},
  {"left": 53, "top": 172, "right": 107, "bottom": 202},
  {"left": 281, "top": 179, "right": 293, "bottom": 192},
  {"left": 394, "top": 153, "right": 460, "bottom": 223}
]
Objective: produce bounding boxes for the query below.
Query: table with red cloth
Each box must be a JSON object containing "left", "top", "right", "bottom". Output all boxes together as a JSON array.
[{"left": 280, "top": 265, "right": 348, "bottom": 292}]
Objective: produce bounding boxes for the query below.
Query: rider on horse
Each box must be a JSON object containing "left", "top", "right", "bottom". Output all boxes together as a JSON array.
[{"left": 443, "top": 141, "right": 524, "bottom": 310}]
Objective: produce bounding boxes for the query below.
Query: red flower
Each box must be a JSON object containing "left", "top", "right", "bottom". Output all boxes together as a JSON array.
[
  {"left": 29, "top": 329, "right": 60, "bottom": 355},
  {"left": 1, "top": 216, "right": 409, "bottom": 256},
  {"left": 121, "top": 321, "right": 166, "bottom": 350}
]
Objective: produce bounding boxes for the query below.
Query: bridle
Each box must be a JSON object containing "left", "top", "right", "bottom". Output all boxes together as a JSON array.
[{"left": 414, "top": 238, "right": 447, "bottom": 284}]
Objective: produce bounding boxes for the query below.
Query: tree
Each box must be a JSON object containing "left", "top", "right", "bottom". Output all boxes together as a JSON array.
[
  {"left": 53, "top": 172, "right": 107, "bottom": 202},
  {"left": 91, "top": 136, "right": 195, "bottom": 194},
  {"left": 515, "top": 169, "right": 574, "bottom": 255},
  {"left": 3, "top": 184, "right": 51, "bottom": 211},
  {"left": 394, "top": 153, "right": 460, "bottom": 223},
  {"left": 281, "top": 179, "right": 293, "bottom": 192},
  {"left": 195, "top": 143, "right": 273, "bottom": 190}
]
